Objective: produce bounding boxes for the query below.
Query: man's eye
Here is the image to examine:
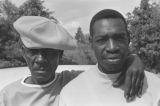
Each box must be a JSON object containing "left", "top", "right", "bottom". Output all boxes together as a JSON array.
[
  {"left": 95, "top": 39, "right": 106, "bottom": 45},
  {"left": 95, "top": 39, "right": 106, "bottom": 44},
  {"left": 117, "top": 37, "right": 124, "bottom": 40}
]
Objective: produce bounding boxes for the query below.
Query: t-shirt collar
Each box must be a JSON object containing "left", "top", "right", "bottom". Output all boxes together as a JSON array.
[
  {"left": 21, "top": 74, "right": 58, "bottom": 88},
  {"left": 93, "top": 64, "right": 121, "bottom": 82}
]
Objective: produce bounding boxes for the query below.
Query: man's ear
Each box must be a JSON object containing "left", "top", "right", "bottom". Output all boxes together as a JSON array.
[
  {"left": 59, "top": 50, "right": 64, "bottom": 59},
  {"left": 18, "top": 48, "right": 23, "bottom": 54},
  {"left": 17, "top": 41, "right": 25, "bottom": 57},
  {"left": 89, "top": 36, "right": 92, "bottom": 42},
  {"left": 18, "top": 46, "right": 24, "bottom": 57},
  {"left": 89, "top": 36, "right": 94, "bottom": 49}
]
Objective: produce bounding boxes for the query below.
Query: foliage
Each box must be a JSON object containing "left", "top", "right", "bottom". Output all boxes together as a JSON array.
[
  {"left": 2, "top": 0, "right": 160, "bottom": 69},
  {"left": 75, "top": 27, "right": 85, "bottom": 43},
  {"left": 127, "top": 0, "right": 160, "bottom": 70},
  {"left": 18, "top": 0, "right": 54, "bottom": 19},
  {"left": 0, "top": 0, "right": 96, "bottom": 68},
  {"left": 2, "top": 0, "right": 19, "bottom": 22},
  {"left": 64, "top": 42, "right": 97, "bottom": 65},
  {"left": 0, "top": 0, "right": 54, "bottom": 68}
]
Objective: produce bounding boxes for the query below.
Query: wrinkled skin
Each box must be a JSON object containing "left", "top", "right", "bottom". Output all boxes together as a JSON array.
[
  {"left": 91, "top": 18, "right": 144, "bottom": 102},
  {"left": 20, "top": 41, "right": 62, "bottom": 85}
]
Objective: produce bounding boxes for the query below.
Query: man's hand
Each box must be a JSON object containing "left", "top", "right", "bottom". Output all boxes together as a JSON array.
[{"left": 112, "top": 54, "right": 145, "bottom": 102}]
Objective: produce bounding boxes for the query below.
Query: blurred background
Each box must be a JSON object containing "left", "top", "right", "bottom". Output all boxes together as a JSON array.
[{"left": 0, "top": 0, "right": 160, "bottom": 74}]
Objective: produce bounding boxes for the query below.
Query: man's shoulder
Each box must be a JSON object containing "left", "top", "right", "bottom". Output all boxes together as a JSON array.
[
  {"left": 144, "top": 71, "right": 160, "bottom": 83},
  {"left": 0, "top": 79, "right": 22, "bottom": 93},
  {"left": 144, "top": 70, "right": 160, "bottom": 88},
  {"left": 60, "top": 70, "right": 87, "bottom": 94},
  {"left": 55, "top": 70, "right": 84, "bottom": 88},
  {"left": 57, "top": 70, "right": 83, "bottom": 80}
]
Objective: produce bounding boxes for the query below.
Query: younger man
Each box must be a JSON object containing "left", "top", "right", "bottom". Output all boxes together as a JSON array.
[{"left": 59, "top": 9, "right": 160, "bottom": 106}]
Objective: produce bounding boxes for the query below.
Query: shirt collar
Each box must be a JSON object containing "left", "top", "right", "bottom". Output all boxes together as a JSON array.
[
  {"left": 21, "top": 73, "right": 58, "bottom": 88},
  {"left": 91, "top": 64, "right": 121, "bottom": 82}
]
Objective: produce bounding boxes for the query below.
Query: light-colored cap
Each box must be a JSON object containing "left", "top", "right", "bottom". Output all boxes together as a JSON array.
[{"left": 13, "top": 16, "right": 77, "bottom": 50}]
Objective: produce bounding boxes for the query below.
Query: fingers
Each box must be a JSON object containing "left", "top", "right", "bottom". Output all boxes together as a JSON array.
[
  {"left": 137, "top": 72, "right": 145, "bottom": 97},
  {"left": 124, "top": 72, "right": 132, "bottom": 101},
  {"left": 127, "top": 71, "right": 138, "bottom": 102},
  {"left": 123, "top": 54, "right": 145, "bottom": 101},
  {"left": 134, "top": 71, "right": 142, "bottom": 97},
  {"left": 129, "top": 71, "right": 139, "bottom": 101},
  {"left": 126, "top": 69, "right": 145, "bottom": 102}
]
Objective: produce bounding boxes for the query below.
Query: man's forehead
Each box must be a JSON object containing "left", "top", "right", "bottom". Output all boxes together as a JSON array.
[
  {"left": 93, "top": 18, "right": 126, "bottom": 28},
  {"left": 93, "top": 18, "right": 127, "bottom": 35}
]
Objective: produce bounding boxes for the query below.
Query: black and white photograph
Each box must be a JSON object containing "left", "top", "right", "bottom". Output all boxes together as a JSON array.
[{"left": 0, "top": 0, "right": 160, "bottom": 106}]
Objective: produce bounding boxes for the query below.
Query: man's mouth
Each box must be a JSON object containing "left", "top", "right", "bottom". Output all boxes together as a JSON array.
[
  {"left": 107, "top": 58, "right": 120, "bottom": 62},
  {"left": 103, "top": 56, "right": 121, "bottom": 64}
]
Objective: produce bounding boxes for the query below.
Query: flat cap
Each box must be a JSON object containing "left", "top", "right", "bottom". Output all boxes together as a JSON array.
[{"left": 13, "top": 16, "right": 77, "bottom": 50}]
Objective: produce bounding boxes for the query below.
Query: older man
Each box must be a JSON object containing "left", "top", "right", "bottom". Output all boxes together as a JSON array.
[
  {"left": 59, "top": 9, "right": 160, "bottom": 106},
  {"left": 0, "top": 16, "right": 144, "bottom": 106},
  {"left": 0, "top": 16, "right": 80, "bottom": 106}
]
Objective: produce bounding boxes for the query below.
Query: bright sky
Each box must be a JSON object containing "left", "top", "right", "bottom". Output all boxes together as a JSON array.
[{"left": 2, "top": 0, "right": 144, "bottom": 35}]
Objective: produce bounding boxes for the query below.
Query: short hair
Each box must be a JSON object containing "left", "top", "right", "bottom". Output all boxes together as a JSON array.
[{"left": 90, "top": 9, "right": 129, "bottom": 39}]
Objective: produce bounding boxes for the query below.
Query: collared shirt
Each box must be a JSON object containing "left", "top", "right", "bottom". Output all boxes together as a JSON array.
[
  {"left": 59, "top": 65, "right": 160, "bottom": 106},
  {"left": 0, "top": 71, "right": 81, "bottom": 106}
]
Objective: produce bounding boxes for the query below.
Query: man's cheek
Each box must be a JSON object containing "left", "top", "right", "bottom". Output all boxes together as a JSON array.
[{"left": 95, "top": 50, "right": 102, "bottom": 60}]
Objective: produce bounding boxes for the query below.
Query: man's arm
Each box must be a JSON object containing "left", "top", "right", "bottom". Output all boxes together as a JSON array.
[{"left": 113, "top": 54, "right": 145, "bottom": 102}]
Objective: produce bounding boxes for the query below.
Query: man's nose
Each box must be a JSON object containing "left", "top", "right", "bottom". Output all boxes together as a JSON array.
[
  {"left": 35, "top": 53, "right": 45, "bottom": 64},
  {"left": 106, "top": 39, "right": 119, "bottom": 53}
]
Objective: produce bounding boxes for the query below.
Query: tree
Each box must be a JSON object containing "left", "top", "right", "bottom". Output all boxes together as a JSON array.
[
  {"left": 127, "top": 0, "right": 160, "bottom": 70},
  {"left": 0, "top": 0, "right": 55, "bottom": 68},
  {"left": 75, "top": 27, "right": 85, "bottom": 43},
  {"left": 0, "top": 0, "right": 18, "bottom": 55},
  {"left": 0, "top": 0, "right": 26, "bottom": 68},
  {"left": 2, "top": 0, "right": 19, "bottom": 22},
  {"left": 19, "top": 0, "right": 54, "bottom": 19}
]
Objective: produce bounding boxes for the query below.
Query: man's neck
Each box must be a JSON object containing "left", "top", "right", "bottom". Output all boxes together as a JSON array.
[
  {"left": 24, "top": 74, "right": 55, "bottom": 85},
  {"left": 98, "top": 64, "right": 124, "bottom": 74}
]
